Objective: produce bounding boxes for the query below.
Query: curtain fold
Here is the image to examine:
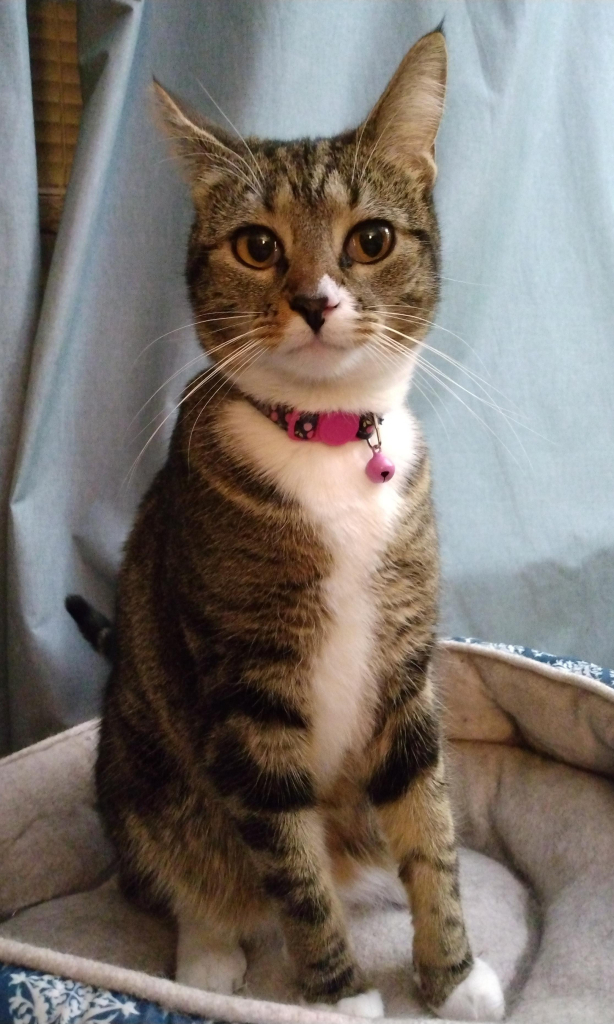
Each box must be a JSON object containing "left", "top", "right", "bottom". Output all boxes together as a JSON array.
[
  {"left": 4, "top": 0, "right": 614, "bottom": 750},
  {"left": 0, "top": 3, "right": 41, "bottom": 755}
]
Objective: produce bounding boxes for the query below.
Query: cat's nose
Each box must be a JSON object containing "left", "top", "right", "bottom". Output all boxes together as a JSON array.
[{"left": 289, "top": 294, "right": 329, "bottom": 333}]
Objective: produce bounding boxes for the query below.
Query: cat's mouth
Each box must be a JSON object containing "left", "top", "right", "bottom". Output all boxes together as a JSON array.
[
  {"left": 280, "top": 335, "right": 352, "bottom": 355},
  {"left": 266, "top": 331, "right": 364, "bottom": 384}
]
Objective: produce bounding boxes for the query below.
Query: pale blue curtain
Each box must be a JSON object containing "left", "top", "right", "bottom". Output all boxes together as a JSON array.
[
  {"left": 4, "top": 0, "right": 614, "bottom": 751},
  {"left": 0, "top": 2, "right": 40, "bottom": 753}
]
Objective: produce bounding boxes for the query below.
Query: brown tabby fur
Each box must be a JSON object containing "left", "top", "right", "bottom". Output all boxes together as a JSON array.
[{"left": 96, "top": 30, "right": 474, "bottom": 1010}]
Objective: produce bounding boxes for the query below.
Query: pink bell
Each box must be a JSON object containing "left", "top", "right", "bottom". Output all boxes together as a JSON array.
[{"left": 366, "top": 450, "right": 395, "bottom": 483}]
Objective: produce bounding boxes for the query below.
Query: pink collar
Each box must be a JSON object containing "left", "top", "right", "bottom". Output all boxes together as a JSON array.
[
  {"left": 246, "top": 398, "right": 396, "bottom": 483},
  {"left": 249, "top": 400, "right": 379, "bottom": 446}
]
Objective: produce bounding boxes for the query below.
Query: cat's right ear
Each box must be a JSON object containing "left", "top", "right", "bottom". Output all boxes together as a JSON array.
[{"left": 152, "top": 80, "right": 242, "bottom": 186}]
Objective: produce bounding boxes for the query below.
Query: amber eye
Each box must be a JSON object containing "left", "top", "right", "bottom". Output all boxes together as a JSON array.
[
  {"left": 345, "top": 221, "right": 394, "bottom": 264},
  {"left": 233, "top": 227, "right": 282, "bottom": 269}
]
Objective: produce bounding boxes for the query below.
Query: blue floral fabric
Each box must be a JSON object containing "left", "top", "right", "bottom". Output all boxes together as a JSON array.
[
  {"left": 449, "top": 638, "right": 614, "bottom": 688},
  {"left": 0, "top": 964, "right": 216, "bottom": 1024}
]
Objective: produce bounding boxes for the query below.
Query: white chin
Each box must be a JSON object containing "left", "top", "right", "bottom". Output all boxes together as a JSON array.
[{"left": 270, "top": 341, "right": 363, "bottom": 383}]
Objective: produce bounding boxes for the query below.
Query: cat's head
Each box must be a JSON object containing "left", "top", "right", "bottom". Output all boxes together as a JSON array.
[{"left": 155, "top": 30, "right": 446, "bottom": 407}]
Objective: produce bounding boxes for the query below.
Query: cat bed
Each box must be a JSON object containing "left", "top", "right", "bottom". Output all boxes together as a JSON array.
[{"left": 1, "top": 639, "right": 613, "bottom": 1024}]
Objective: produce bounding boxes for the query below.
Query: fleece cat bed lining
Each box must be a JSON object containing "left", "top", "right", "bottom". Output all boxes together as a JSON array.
[{"left": 1, "top": 640, "right": 613, "bottom": 1024}]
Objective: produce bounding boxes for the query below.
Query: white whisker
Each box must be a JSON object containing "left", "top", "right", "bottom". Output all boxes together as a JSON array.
[
  {"left": 187, "top": 346, "right": 266, "bottom": 465},
  {"left": 128, "top": 345, "right": 253, "bottom": 448},
  {"left": 133, "top": 313, "right": 261, "bottom": 365},
  {"left": 127, "top": 327, "right": 266, "bottom": 431},
  {"left": 204, "top": 150, "right": 262, "bottom": 192},
  {"left": 412, "top": 369, "right": 451, "bottom": 442},
  {"left": 368, "top": 305, "right": 490, "bottom": 371},
  {"left": 364, "top": 334, "right": 408, "bottom": 372},
  {"left": 380, "top": 322, "right": 523, "bottom": 416},
  {"left": 384, "top": 331, "right": 515, "bottom": 418},
  {"left": 417, "top": 355, "right": 536, "bottom": 464},
  {"left": 124, "top": 333, "right": 265, "bottom": 484},
  {"left": 414, "top": 356, "right": 523, "bottom": 466},
  {"left": 371, "top": 331, "right": 530, "bottom": 466},
  {"left": 376, "top": 324, "right": 538, "bottom": 436},
  {"left": 126, "top": 353, "right": 207, "bottom": 433},
  {"left": 417, "top": 355, "right": 536, "bottom": 437},
  {"left": 358, "top": 113, "right": 396, "bottom": 184},
  {"left": 350, "top": 118, "right": 370, "bottom": 188},
  {"left": 440, "top": 275, "right": 490, "bottom": 287},
  {"left": 195, "top": 79, "right": 264, "bottom": 187},
  {"left": 366, "top": 333, "right": 451, "bottom": 442},
  {"left": 157, "top": 149, "right": 260, "bottom": 192}
]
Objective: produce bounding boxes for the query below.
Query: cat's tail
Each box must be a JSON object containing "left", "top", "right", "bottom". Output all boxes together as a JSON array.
[{"left": 65, "top": 595, "right": 116, "bottom": 663}]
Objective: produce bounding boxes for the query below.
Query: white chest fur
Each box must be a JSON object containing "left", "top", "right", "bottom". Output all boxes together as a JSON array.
[{"left": 220, "top": 401, "right": 421, "bottom": 786}]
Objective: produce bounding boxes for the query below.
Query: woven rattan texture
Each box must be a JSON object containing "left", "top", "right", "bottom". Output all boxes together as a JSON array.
[{"left": 28, "top": 1, "right": 82, "bottom": 234}]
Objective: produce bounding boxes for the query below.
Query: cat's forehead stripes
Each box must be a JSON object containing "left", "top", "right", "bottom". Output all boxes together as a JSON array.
[
  {"left": 256, "top": 136, "right": 358, "bottom": 209},
  {"left": 195, "top": 141, "right": 435, "bottom": 253},
  {"left": 260, "top": 175, "right": 354, "bottom": 262}
]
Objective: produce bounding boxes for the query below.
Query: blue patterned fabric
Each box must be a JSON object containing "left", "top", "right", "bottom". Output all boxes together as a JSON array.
[
  {"left": 0, "top": 964, "right": 216, "bottom": 1024},
  {"left": 449, "top": 637, "right": 614, "bottom": 689}
]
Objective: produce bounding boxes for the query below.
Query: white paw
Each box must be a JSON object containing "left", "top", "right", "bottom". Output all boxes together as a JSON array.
[
  {"left": 435, "top": 959, "right": 505, "bottom": 1022},
  {"left": 313, "top": 989, "right": 385, "bottom": 1018},
  {"left": 336, "top": 990, "right": 385, "bottom": 1018},
  {"left": 175, "top": 944, "right": 247, "bottom": 994}
]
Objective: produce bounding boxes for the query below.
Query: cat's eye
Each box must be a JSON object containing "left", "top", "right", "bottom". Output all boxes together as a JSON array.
[
  {"left": 344, "top": 221, "right": 394, "bottom": 264},
  {"left": 232, "top": 227, "right": 282, "bottom": 269}
]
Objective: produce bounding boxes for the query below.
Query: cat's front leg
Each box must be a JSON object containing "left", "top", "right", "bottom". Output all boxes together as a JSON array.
[
  {"left": 207, "top": 722, "right": 382, "bottom": 1014},
  {"left": 250, "top": 808, "right": 382, "bottom": 1015},
  {"left": 366, "top": 691, "right": 504, "bottom": 1021}
]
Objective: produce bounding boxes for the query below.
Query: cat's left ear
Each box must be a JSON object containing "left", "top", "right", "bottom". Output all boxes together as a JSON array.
[
  {"left": 152, "top": 80, "right": 247, "bottom": 188},
  {"left": 361, "top": 29, "right": 447, "bottom": 187}
]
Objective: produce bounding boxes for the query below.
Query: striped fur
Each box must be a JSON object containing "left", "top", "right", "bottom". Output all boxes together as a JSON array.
[{"left": 93, "top": 30, "right": 502, "bottom": 1017}]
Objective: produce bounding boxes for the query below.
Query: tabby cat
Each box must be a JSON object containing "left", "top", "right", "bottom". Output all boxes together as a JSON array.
[{"left": 69, "top": 29, "right": 504, "bottom": 1021}]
